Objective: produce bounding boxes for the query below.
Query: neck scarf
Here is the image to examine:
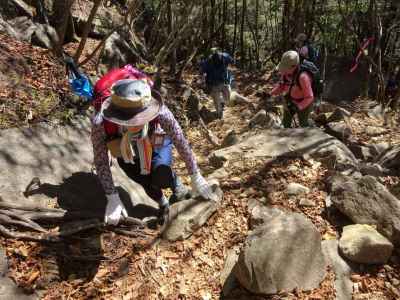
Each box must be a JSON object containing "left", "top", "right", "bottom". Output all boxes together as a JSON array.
[{"left": 120, "top": 124, "right": 152, "bottom": 175}]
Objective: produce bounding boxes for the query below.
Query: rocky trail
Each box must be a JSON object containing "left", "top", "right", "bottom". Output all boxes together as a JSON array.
[
  {"left": 0, "top": 65, "right": 399, "bottom": 300},
  {"left": 0, "top": 26, "right": 400, "bottom": 300}
]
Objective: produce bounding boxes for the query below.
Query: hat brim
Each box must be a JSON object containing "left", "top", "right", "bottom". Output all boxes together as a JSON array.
[{"left": 101, "top": 97, "right": 161, "bottom": 126}]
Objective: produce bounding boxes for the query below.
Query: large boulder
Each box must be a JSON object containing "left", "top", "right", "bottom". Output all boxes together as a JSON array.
[
  {"left": 325, "top": 121, "right": 352, "bottom": 142},
  {"left": 0, "top": 117, "right": 157, "bottom": 217},
  {"left": 328, "top": 174, "right": 400, "bottom": 246},
  {"left": 322, "top": 240, "right": 355, "bottom": 300},
  {"left": 6, "top": 16, "right": 36, "bottom": 42},
  {"left": 220, "top": 247, "right": 239, "bottom": 297},
  {"left": 233, "top": 207, "right": 326, "bottom": 295},
  {"left": 31, "top": 23, "right": 58, "bottom": 49},
  {"left": 375, "top": 144, "right": 400, "bottom": 174},
  {"left": 0, "top": 0, "right": 34, "bottom": 20},
  {"left": 162, "top": 182, "right": 222, "bottom": 241},
  {"left": 339, "top": 224, "right": 393, "bottom": 264},
  {"left": 210, "top": 128, "right": 358, "bottom": 171},
  {"left": 100, "top": 32, "right": 141, "bottom": 70},
  {"left": 0, "top": 14, "right": 20, "bottom": 38}
]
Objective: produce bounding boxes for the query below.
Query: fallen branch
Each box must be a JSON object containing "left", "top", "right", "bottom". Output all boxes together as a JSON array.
[
  {"left": 198, "top": 117, "right": 220, "bottom": 147},
  {"left": 0, "top": 209, "right": 46, "bottom": 232},
  {"left": 0, "top": 213, "right": 47, "bottom": 233}
]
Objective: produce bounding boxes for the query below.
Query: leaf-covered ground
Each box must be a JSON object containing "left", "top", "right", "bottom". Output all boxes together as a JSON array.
[{"left": 0, "top": 36, "right": 400, "bottom": 300}]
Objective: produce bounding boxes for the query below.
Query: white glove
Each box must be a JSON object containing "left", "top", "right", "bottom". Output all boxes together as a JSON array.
[
  {"left": 104, "top": 192, "right": 128, "bottom": 226},
  {"left": 191, "top": 171, "right": 217, "bottom": 201}
]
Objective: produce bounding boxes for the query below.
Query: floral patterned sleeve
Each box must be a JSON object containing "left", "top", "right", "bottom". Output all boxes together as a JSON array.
[
  {"left": 91, "top": 119, "right": 117, "bottom": 195},
  {"left": 157, "top": 105, "right": 198, "bottom": 175}
]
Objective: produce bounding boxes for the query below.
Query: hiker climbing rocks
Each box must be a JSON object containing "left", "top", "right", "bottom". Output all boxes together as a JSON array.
[
  {"left": 200, "top": 48, "right": 234, "bottom": 119},
  {"left": 268, "top": 50, "right": 319, "bottom": 128},
  {"left": 294, "top": 33, "right": 318, "bottom": 64},
  {"left": 91, "top": 69, "right": 216, "bottom": 226}
]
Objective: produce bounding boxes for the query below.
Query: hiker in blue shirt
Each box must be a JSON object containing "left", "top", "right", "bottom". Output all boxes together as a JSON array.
[{"left": 200, "top": 48, "right": 234, "bottom": 119}]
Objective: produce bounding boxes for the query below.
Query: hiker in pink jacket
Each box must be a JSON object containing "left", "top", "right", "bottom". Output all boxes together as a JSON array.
[{"left": 270, "top": 51, "right": 315, "bottom": 128}]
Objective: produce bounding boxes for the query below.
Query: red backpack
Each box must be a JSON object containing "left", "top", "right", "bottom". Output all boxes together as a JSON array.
[{"left": 93, "top": 65, "right": 152, "bottom": 135}]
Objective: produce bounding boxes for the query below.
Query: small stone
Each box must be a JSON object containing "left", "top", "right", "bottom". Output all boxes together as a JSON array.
[
  {"left": 384, "top": 264, "right": 394, "bottom": 272},
  {"left": 339, "top": 224, "right": 394, "bottom": 264},
  {"left": 299, "top": 198, "right": 316, "bottom": 207},
  {"left": 390, "top": 278, "right": 400, "bottom": 287},
  {"left": 248, "top": 110, "right": 267, "bottom": 128},
  {"left": 353, "top": 282, "right": 360, "bottom": 293},
  {"left": 286, "top": 183, "right": 310, "bottom": 196},
  {"left": 221, "top": 130, "right": 238, "bottom": 148}
]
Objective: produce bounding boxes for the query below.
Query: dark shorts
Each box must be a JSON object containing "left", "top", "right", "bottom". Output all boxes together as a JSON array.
[{"left": 117, "top": 137, "right": 175, "bottom": 203}]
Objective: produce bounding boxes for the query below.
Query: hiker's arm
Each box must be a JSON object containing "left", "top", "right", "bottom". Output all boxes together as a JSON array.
[
  {"left": 91, "top": 120, "right": 117, "bottom": 195},
  {"left": 271, "top": 74, "right": 289, "bottom": 96},
  {"left": 271, "top": 82, "right": 288, "bottom": 96},
  {"left": 158, "top": 106, "right": 198, "bottom": 175},
  {"left": 297, "top": 73, "right": 314, "bottom": 111}
]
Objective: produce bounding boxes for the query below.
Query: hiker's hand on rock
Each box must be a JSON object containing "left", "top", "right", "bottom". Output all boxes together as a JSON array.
[
  {"left": 104, "top": 192, "right": 128, "bottom": 226},
  {"left": 191, "top": 171, "right": 217, "bottom": 201}
]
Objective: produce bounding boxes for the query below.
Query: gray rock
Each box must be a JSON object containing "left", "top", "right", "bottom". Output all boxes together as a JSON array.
[
  {"left": 221, "top": 130, "right": 238, "bottom": 148},
  {"left": 325, "top": 122, "right": 352, "bottom": 142},
  {"left": 339, "top": 224, "right": 393, "bottom": 264},
  {"left": 359, "top": 163, "right": 393, "bottom": 177},
  {"left": 248, "top": 110, "right": 281, "bottom": 129},
  {"left": 286, "top": 182, "right": 310, "bottom": 196},
  {"left": 328, "top": 174, "right": 400, "bottom": 246},
  {"left": 210, "top": 128, "right": 358, "bottom": 172},
  {"left": 0, "top": 0, "right": 34, "bottom": 20},
  {"left": 327, "top": 108, "right": 351, "bottom": 123},
  {"left": 230, "top": 91, "right": 251, "bottom": 106},
  {"left": 375, "top": 144, "right": 400, "bottom": 173},
  {"left": 299, "top": 198, "right": 316, "bottom": 207},
  {"left": 0, "top": 16, "right": 19, "bottom": 38},
  {"left": 365, "top": 126, "right": 387, "bottom": 136},
  {"left": 0, "top": 277, "right": 37, "bottom": 299},
  {"left": 367, "top": 104, "right": 385, "bottom": 120},
  {"left": 162, "top": 182, "right": 222, "bottom": 241},
  {"left": 370, "top": 142, "right": 390, "bottom": 156},
  {"left": 348, "top": 143, "right": 374, "bottom": 161},
  {"left": 249, "top": 205, "right": 284, "bottom": 230},
  {"left": 0, "top": 117, "right": 157, "bottom": 218},
  {"left": 322, "top": 240, "right": 355, "bottom": 300},
  {"left": 220, "top": 248, "right": 239, "bottom": 297},
  {"left": 7, "top": 16, "right": 36, "bottom": 42},
  {"left": 233, "top": 209, "right": 326, "bottom": 295},
  {"left": 101, "top": 32, "right": 141, "bottom": 69},
  {"left": 31, "top": 24, "right": 59, "bottom": 49},
  {"left": 248, "top": 110, "right": 267, "bottom": 128}
]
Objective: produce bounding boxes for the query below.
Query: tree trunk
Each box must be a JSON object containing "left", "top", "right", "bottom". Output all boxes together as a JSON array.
[
  {"left": 232, "top": 0, "right": 238, "bottom": 56},
  {"left": 74, "top": 0, "right": 103, "bottom": 62},
  {"left": 54, "top": 0, "right": 76, "bottom": 57},
  {"left": 240, "top": 0, "right": 246, "bottom": 66}
]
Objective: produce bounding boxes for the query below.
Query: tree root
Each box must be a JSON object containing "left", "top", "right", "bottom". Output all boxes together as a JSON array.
[{"left": 0, "top": 201, "right": 155, "bottom": 242}]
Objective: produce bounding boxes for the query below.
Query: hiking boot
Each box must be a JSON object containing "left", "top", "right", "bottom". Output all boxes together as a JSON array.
[{"left": 169, "top": 177, "right": 191, "bottom": 205}]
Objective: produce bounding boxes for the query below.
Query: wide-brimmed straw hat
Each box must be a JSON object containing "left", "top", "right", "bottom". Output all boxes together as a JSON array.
[
  {"left": 276, "top": 50, "right": 300, "bottom": 73},
  {"left": 101, "top": 79, "right": 161, "bottom": 126}
]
